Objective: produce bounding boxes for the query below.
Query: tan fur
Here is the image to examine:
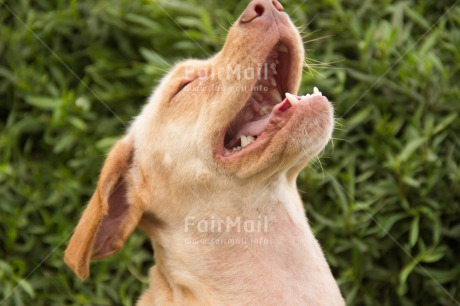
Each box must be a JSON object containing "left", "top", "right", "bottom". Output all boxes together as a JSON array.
[{"left": 65, "top": 1, "right": 345, "bottom": 305}]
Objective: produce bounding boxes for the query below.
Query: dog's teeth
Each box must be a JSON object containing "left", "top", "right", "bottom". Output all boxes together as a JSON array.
[
  {"left": 232, "top": 146, "right": 242, "bottom": 152},
  {"left": 241, "top": 135, "right": 256, "bottom": 148},
  {"left": 279, "top": 44, "right": 288, "bottom": 53},
  {"left": 270, "top": 89, "right": 282, "bottom": 102},
  {"left": 285, "top": 92, "right": 299, "bottom": 105},
  {"left": 271, "top": 78, "right": 277, "bottom": 87},
  {"left": 259, "top": 105, "right": 272, "bottom": 116},
  {"left": 240, "top": 136, "right": 248, "bottom": 148},
  {"left": 313, "top": 87, "right": 322, "bottom": 96}
]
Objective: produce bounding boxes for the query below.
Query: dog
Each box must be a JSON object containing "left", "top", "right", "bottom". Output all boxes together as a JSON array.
[{"left": 64, "top": 0, "right": 345, "bottom": 304}]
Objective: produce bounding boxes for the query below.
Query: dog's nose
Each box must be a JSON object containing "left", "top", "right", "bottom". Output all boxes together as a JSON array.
[{"left": 241, "top": 0, "right": 284, "bottom": 23}]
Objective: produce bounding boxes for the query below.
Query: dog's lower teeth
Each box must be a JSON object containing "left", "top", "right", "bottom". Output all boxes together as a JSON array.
[
  {"left": 241, "top": 135, "right": 256, "bottom": 148},
  {"left": 313, "top": 87, "right": 322, "bottom": 96},
  {"left": 285, "top": 92, "right": 299, "bottom": 105},
  {"left": 286, "top": 87, "right": 323, "bottom": 106},
  {"left": 301, "top": 87, "right": 322, "bottom": 98},
  {"left": 232, "top": 146, "right": 242, "bottom": 152}
]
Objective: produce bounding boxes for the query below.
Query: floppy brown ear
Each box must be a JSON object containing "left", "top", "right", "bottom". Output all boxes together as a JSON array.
[{"left": 64, "top": 135, "right": 143, "bottom": 280}]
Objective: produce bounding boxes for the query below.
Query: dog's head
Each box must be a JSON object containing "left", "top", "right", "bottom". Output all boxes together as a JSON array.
[{"left": 65, "top": 0, "right": 333, "bottom": 280}]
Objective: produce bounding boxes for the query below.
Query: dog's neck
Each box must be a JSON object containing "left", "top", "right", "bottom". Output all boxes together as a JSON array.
[{"left": 139, "top": 175, "right": 342, "bottom": 305}]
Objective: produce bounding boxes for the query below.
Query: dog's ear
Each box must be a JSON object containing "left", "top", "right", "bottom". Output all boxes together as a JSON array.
[{"left": 64, "top": 135, "right": 143, "bottom": 280}]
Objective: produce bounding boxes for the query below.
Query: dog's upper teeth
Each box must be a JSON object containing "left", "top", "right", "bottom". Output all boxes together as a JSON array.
[
  {"left": 285, "top": 92, "right": 299, "bottom": 105},
  {"left": 259, "top": 105, "right": 272, "bottom": 116},
  {"left": 279, "top": 44, "right": 288, "bottom": 53},
  {"left": 241, "top": 135, "right": 256, "bottom": 148},
  {"left": 270, "top": 89, "right": 282, "bottom": 102}
]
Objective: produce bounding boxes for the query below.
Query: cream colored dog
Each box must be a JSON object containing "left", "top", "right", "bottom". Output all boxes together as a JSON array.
[{"left": 64, "top": 0, "right": 345, "bottom": 305}]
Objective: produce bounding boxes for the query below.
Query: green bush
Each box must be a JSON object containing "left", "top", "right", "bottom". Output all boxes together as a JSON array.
[{"left": 1, "top": 0, "right": 459, "bottom": 305}]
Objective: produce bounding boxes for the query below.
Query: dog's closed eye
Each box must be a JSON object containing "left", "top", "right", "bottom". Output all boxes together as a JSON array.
[{"left": 176, "top": 80, "right": 194, "bottom": 95}]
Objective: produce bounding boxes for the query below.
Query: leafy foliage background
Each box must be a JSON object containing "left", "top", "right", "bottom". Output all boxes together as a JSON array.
[{"left": 1, "top": 0, "right": 459, "bottom": 305}]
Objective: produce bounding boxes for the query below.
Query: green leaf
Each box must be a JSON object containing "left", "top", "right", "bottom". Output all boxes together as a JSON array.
[
  {"left": 399, "top": 137, "right": 426, "bottom": 162},
  {"left": 409, "top": 216, "right": 420, "bottom": 247},
  {"left": 421, "top": 248, "right": 446, "bottom": 263},
  {"left": 433, "top": 113, "right": 457, "bottom": 135},
  {"left": 25, "top": 96, "right": 60, "bottom": 110}
]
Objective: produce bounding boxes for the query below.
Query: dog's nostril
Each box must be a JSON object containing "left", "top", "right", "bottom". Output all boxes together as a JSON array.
[
  {"left": 254, "top": 4, "right": 265, "bottom": 17},
  {"left": 241, "top": 1, "right": 274, "bottom": 23}
]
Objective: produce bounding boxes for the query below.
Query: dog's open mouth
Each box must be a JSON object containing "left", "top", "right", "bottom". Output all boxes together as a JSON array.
[{"left": 220, "top": 42, "right": 325, "bottom": 158}]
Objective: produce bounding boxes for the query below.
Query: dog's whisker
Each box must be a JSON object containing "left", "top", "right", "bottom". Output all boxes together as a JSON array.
[
  {"left": 147, "top": 65, "right": 171, "bottom": 73},
  {"left": 297, "top": 187, "right": 308, "bottom": 194},
  {"left": 302, "top": 66, "right": 326, "bottom": 78},
  {"left": 329, "top": 138, "right": 335, "bottom": 151},
  {"left": 301, "top": 29, "right": 321, "bottom": 39},
  {"left": 331, "top": 137, "right": 350, "bottom": 143},
  {"left": 216, "top": 21, "right": 230, "bottom": 33},
  {"left": 304, "top": 35, "right": 335, "bottom": 45},
  {"left": 304, "top": 13, "right": 319, "bottom": 30},
  {"left": 147, "top": 48, "right": 173, "bottom": 68}
]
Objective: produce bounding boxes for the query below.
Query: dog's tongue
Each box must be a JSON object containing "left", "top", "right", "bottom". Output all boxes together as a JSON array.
[
  {"left": 227, "top": 114, "right": 271, "bottom": 148},
  {"left": 234, "top": 96, "right": 295, "bottom": 139},
  {"left": 239, "top": 114, "right": 271, "bottom": 136},
  {"left": 227, "top": 96, "right": 295, "bottom": 148}
]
